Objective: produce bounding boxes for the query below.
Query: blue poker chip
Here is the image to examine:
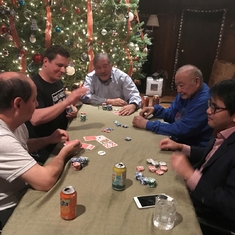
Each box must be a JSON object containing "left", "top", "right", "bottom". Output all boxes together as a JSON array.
[{"left": 125, "top": 137, "right": 131, "bottom": 141}]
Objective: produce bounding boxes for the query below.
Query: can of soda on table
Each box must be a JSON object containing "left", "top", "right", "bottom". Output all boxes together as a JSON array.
[
  {"left": 60, "top": 186, "right": 77, "bottom": 220},
  {"left": 152, "top": 95, "right": 160, "bottom": 106},
  {"left": 112, "top": 162, "right": 126, "bottom": 191},
  {"left": 141, "top": 96, "right": 149, "bottom": 109}
]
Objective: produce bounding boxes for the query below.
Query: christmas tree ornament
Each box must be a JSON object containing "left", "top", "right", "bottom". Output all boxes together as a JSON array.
[
  {"left": 81, "top": 53, "right": 88, "bottom": 61},
  {"left": 3, "top": 50, "right": 9, "bottom": 56},
  {"left": 128, "top": 12, "right": 134, "bottom": 21},
  {"left": 101, "top": 29, "right": 107, "bottom": 35},
  {"left": 135, "top": 44, "right": 139, "bottom": 51},
  {"left": 19, "top": 0, "right": 25, "bottom": 6},
  {"left": 29, "top": 35, "right": 36, "bottom": 43},
  {"left": 75, "top": 7, "right": 81, "bottom": 14},
  {"left": 10, "top": 9, "right": 15, "bottom": 15},
  {"left": 125, "top": 14, "right": 129, "bottom": 20},
  {"left": 4, "top": 34, "right": 13, "bottom": 42},
  {"left": 133, "top": 68, "right": 137, "bottom": 72},
  {"left": 2, "top": 27, "right": 9, "bottom": 34},
  {"left": 143, "top": 47, "right": 148, "bottom": 53},
  {"left": 31, "top": 20, "right": 39, "bottom": 30},
  {"left": 133, "top": 57, "right": 139, "bottom": 61},
  {"left": 55, "top": 27, "right": 61, "bottom": 33},
  {"left": 66, "top": 66, "right": 75, "bottom": 76},
  {"left": 20, "top": 48, "right": 27, "bottom": 56},
  {"left": 112, "top": 30, "right": 117, "bottom": 36},
  {"left": 128, "top": 42, "right": 134, "bottom": 48},
  {"left": 32, "top": 53, "right": 42, "bottom": 64},
  {"left": 113, "top": 47, "right": 117, "bottom": 52},
  {"left": 98, "top": 41, "right": 103, "bottom": 45},
  {"left": 61, "top": 7, "right": 67, "bottom": 13},
  {"left": 118, "top": 14, "right": 125, "bottom": 20}
]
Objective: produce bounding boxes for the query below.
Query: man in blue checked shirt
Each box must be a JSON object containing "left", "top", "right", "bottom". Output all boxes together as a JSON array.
[{"left": 81, "top": 53, "right": 142, "bottom": 116}]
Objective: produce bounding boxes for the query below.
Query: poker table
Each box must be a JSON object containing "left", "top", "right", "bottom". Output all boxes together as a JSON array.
[{"left": 2, "top": 104, "right": 202, "bottom": 235}]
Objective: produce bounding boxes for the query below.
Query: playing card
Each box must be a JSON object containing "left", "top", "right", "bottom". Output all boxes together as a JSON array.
[
  {"left": 64, "top": 140, "right": 79, "bottom": 146},
  {"left": 96, "top": 135, "right": 118, "bottom": 149},
  {"left": 83, "top": 136, "right": 97, "bottom": 141},
  {"left": 82, "top": 143, "right": 95, "bottom": 150},
  {"left": 113, "top": 111, "right": 120, "bottom": 115}
]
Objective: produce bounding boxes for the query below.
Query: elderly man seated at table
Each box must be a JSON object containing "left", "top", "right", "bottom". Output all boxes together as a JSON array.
[
  {"left": 159, "top": 78, "right": 235, "bottom": 234},
  {"left": 0, "top": 72, "right": 82, "bottom": 230},
  {"left": 81, "top": 53, "right": 142, "bottom": 116},
  {"left": 132, "top": 65, "right": 213, "bottom": 147}
]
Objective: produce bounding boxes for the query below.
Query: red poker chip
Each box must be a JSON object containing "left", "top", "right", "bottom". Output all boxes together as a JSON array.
[
  {"left": 72, "top": 162, "right": 81, "bottom": 171},
  {"left": 136, "top": 166, "right": 145, "bottom": 172},
  {"left": 155, "top": 169, "right": 165, "bottom": 175},
  {"left": 160, "top": 165, "right": 168, "bottom": 172},
  {"left": 148, "top": 166, "right": 157, "bottom": 172}
]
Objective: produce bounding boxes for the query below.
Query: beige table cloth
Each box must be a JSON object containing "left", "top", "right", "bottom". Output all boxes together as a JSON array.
[{"left": 3, "top": 104, "right": 202, "bottom": 235}]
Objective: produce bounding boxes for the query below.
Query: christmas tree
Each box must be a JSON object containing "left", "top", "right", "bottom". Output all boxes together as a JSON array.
[{"left": 0, "top": 0, "right": 151, "bottom": 89}]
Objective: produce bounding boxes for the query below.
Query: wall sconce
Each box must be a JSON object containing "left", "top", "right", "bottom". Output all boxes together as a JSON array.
[{"left": 145, "top": 15, "right": 159, "bottom": 35}]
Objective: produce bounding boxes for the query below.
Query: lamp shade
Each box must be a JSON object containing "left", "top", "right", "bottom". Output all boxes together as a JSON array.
[{"left": 146, "top": 15, "right": 159, "bottom": 27}]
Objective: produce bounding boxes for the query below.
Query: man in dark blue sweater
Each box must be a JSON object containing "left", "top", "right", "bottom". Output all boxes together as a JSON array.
[{"left": 132, "top": 65, "right": 213, "bottom": 147}]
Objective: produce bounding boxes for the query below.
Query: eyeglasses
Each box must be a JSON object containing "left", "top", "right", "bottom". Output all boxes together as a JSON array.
[{"left": 208, "top": 100, "right": 228, "bottom": 114}]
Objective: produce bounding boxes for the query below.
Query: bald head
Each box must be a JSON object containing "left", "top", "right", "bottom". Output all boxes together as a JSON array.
[
  {"left": 0, "top": 72, "right": 33, "bottom": 111},
  {"left": 176, "top": 65, "right": 203, "bottom": 83}
]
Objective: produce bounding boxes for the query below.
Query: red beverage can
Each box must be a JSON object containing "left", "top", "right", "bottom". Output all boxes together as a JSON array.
[
  {"left": 141, "top": 96, "right": 149, "bottom": 109},
  {"left": 60, "top": 186, "right": 77, "bottom": 220},
  {"left": 152, "top": 95, "right": 160, "bottom": 106}
]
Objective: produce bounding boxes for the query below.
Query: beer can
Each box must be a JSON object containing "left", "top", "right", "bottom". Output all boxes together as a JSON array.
[
  {"left": 152, "top": 95, "right": 160, "bottom": 106},
  {"left": 141, "top": 96, "right": 149, "bottom": 109},
  {"left": 112, "top": 162, "right": 126, "bottom": 191},
  {"left": 60, "top": 186, "right": 77, "bottom": 220}
]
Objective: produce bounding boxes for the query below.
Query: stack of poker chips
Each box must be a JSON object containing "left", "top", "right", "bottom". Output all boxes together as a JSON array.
[
  {"left": 107, "top": 104, "right": 113, "bottom": 111},
  {"left": 80, "top": 112, "right": 86, "bottom": 122},
  {"left": 102, "top": 103, "right": 107, "bottom": 110},
  {"left": 147, "top": 158, "right": 168, "bottom": 175},
  {"left": 71, "top": 156, "right": 89, "bottom": 171},
  {"left": 113, "top": 120, "right": 121, "bottom": 127},
  {"left": 135, "top": 171, "right": 157, "bottom": 188}
]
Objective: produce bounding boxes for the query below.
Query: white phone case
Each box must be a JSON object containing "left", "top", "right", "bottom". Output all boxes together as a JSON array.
[{"left": 133, "top": 193, "right": 173, "bottom": 209}]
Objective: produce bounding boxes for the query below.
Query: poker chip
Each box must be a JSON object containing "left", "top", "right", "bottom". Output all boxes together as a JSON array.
[
  {"left": 71, "top": 162, "right": 82, "bottom": 171},
  {"left": 148, "top": 177, "right": 157, "bottom": 188},
  {"left": 148, "top": 165, "right": 157, "bottom": 172},
  {"left": 152, "top": 160, "right": 159, "bottom": 167},
  {"left": 122, "top": 124, "right": 128, "bottom": 128},
  {"left": 135, "top": 172, "right": 143, "bottom": 180},
  {"left": 125, "top": 137, "right": 131, "bottom": 141},
  {"left": 140, "top": 177, "right": 148, "bottom": 185},
  {"left": 98, "top": 150, "right": 106, "bottom": 156},
  {"left": 146, "top": 158, "right": 154, "bottom": 164},
  {"left": 136, "top": 166, "right": 145, "bottom": 172},
  {"left": 155, "top": 169, "right": 165, "bottom": 175},
  {"left": 160, "top": 165, "right": 168, "bottom": 172},
  {"left": 159, "top": 161, "right": 167, "bottom": 166}
]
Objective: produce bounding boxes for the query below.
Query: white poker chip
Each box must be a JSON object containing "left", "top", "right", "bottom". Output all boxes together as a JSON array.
[{"left": 98, "top": 151, "right": 106, "bottom": 156}]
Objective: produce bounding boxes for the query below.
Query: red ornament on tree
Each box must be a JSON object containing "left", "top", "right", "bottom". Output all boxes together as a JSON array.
[
  {"left": 32, "top": 53, "right": 42, "bottom": 64},
  {"left": 61, "top": 7, "right": 67, "bottom": 13},
  {"left": 75, "top": 8, "right": 81, "bottom": 14},
  {"left": 133, "top": 57, "right": 139, "bottom": 61},
  {"left": 2, "top": 27, "right": 9, "bottom": 34},
  {"left": 20, "top": 49, "right": 26, "bottom": 56}
]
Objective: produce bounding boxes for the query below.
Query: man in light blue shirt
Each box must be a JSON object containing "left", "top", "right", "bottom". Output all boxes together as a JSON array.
[{"left": 81, "top": 53, "right": 142, "bottom": 116}]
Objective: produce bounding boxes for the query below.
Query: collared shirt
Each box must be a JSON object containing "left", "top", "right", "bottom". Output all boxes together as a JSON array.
[
  {"left": 185, "top": 126, "right": 235, "bottom": 190},
  {"left": 81, "top": 68, "right": 142, "bottom": 106}
]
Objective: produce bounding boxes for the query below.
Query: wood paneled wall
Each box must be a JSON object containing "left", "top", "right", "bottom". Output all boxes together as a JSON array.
[{"left": 139, "top": 0, "right": 235, "bottom": 95}]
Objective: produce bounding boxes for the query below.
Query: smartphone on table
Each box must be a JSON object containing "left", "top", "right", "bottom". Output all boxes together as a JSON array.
[{"left": 133, "top": 193, "right": 173, "bottom": 209}]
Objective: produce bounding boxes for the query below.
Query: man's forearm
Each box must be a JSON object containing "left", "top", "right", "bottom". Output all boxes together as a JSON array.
[
  {"left": 30, "top": 100, "right": 69, "bottom": 126},
  {"left": 27, "top": 136, "right": 52, "bottom": 153}
]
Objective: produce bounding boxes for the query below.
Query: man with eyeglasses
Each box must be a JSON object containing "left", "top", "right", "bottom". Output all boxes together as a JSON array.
[
  {"left": 133, "top": 64, "right": 213, "bottom": 147},
  {"left": 159, "top": 78, "right": 235, "bottom": 234}
]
